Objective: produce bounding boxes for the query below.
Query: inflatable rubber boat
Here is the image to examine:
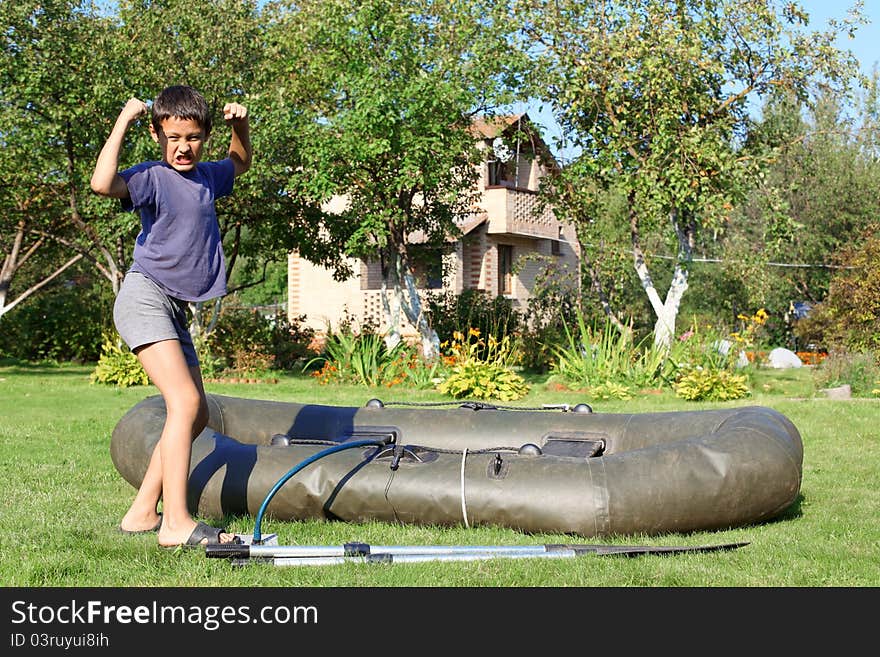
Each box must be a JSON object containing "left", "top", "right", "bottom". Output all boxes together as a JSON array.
[{"left": 110, "top": 394, "right": 803, "bottom": 538}]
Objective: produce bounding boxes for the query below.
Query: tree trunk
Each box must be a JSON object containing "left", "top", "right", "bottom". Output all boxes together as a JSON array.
[
  {"left": 380, "top": 243, "right": 439, "bottom": 359},
  {"left": 630, "top": 200, "right": 693, "bottom": 351},
  {"left": 0, "top": 218, "right": 84, "bottom": 321}
]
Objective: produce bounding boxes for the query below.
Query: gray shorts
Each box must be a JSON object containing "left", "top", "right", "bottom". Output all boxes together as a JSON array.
[{"left": 113, "top": 271, "right": 199, "bottom": 366}]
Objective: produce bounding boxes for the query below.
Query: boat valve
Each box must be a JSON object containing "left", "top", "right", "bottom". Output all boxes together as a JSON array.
[
  {"left": 493, "top": 453, "right": 504, "bottom": 476},
  {"left": 389, "top": 443, "right": 406, "bottom": 471}
]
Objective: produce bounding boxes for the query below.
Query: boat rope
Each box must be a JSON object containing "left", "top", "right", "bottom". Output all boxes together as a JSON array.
[
  {"left": 276, "top": 435, "right": 523, "bottom": 456},
  {"left": 460, "top": 448, "right": 470, "bottom": 529},
  {"left": 383, "top": 466, "right": 401, "bottom": 526},
  {"left": 371, "top": 399, "right": 593, "bottom": 413}
]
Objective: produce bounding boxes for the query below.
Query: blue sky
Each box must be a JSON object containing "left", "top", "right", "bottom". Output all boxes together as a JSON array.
[{"left": 804, "top": 0, "right": 880, "bottom": 74}]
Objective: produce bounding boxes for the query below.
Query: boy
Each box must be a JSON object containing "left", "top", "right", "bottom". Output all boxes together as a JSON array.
[{"left": 90, "top": 85, "right": 251, "bottom": 547}]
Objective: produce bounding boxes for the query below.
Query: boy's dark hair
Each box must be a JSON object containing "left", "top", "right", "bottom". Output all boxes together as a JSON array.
[{"left": 151, "top": 85, "right": 212, "bottom": 135}]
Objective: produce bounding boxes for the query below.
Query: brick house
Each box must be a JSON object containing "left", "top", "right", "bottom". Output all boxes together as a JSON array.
[{"left": 286, "top": 113, "right": 580, "bottom": 337}]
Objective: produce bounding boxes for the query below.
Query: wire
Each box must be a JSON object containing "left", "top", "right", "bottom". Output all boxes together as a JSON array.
[{"left": 580, "top": 241, "right": 857, "bottom": 269}]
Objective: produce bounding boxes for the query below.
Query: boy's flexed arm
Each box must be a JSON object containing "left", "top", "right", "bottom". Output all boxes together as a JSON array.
[
  {"left": 90, "top": 98, "right": 148, "bottom": 198},
  {"left": 224, "top": 102, "right": 252, "bottom": 178}
]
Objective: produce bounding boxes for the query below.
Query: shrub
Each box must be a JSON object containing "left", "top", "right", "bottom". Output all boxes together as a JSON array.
[
  {"left": 811, "top": 349, "right": 880, "bottom": 397},
  {"left": 436, "top": 328, "right": 529, "bottom": 401},
  {"left": 551, "top": 313, "right": 671, "bottom": 390},
  {"left": 206, "top": 304, "right": 315, "bottom": 374},
  {"left": 90, "top": 335, "right": 149, "bottom": 387},
  {"left": 673, "top": 368, "right": 750, "bottom": 402},
  {"left": 227, "top": 348, "right": 276, "bottom": 379},
  {"left": 307, "top": 325, "right": 406, "bottom": 387},
  {"left": 0, "top": 279, "right": 112, "bottom": 363},
  {"left": 588, "top": 381, "right": 634, "bottom": 400},
  {"left": 381, "top": 347, "right": 449, "bottom": 390},
  {"left": 668, "top": 318, "right": 745, "bottom": 373},
  {"left": 426, "top": 289, "right": 521, "bottom": 359},
  {"left": 518, "top": 257, "right": 581, "bottom": 373},
  {"left": 794, "top": 226, "right": 880, "bottom": 359}
]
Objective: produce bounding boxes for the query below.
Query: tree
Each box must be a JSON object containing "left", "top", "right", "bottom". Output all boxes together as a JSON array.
[
  {"left": 1, "top": 1, "right": 338, "bottom": 341},
  {"left": 517, "top": 0, "right": 864, "bottom": 349},
  {"left": 731, "top": 87, "right": 880, "bottom": 314},
  {"left": 0, "top": 1, "right": 111, "bottom": 320},
  {"left": 262, "top": 0, "right": 524, "bottom": 357},
  {"left": 794, "top": 223, "right": 880, "bottom": 358}
]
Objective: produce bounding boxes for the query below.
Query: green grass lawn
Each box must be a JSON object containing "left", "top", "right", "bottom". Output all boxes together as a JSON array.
[{"left": 0, "top": 361, "right": 877, "bottom": 587}]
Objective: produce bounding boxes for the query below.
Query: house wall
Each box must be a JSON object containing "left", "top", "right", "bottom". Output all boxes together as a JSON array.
[{"left": 289, "top": 221, "right": 579, "bottom": 336}]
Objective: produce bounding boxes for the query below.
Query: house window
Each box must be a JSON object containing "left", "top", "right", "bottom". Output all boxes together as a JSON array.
[
  {"left": 410, "top": 246, "right": 445, "bottom": 290},
  {"left": 551, "top": 226, "right": 563, "bottom": 255},
  {"left": 426, "top": 259, "right": 443, "bottom": 289},
  {"left": 360, "top": 258, "right": 384, "bottom": 290},
  {"left": 498, "top": 244, "right": 513, "bottom": 295}
]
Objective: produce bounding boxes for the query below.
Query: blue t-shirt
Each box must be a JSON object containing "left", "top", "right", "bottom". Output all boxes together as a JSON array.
[{"left": 120, "top": 159, "right": 235, "bottom": 302}]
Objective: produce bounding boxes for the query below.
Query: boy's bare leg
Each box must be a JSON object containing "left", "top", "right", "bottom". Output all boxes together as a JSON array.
[
  {"left": 118, "top": 443, "right": 163, "bottom": 532},
  {"left": 128, "top": 339, "right": 234, "bottom": 546}
]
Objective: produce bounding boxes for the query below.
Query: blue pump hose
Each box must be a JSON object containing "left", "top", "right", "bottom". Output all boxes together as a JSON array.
[{"left": 252, "top": 438, "right": 389, "bottom": 544}]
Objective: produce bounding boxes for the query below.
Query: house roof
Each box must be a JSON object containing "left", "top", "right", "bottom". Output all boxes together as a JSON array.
[
  {"left": 470, "top": 113, "right": 526, "bottom": 139},
  {"left": 470, "top": 112, "right": 560, "bottom": 172}
]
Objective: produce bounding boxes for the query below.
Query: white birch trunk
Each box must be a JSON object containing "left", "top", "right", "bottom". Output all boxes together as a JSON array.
[
  {"left": 380, "top": 262, "right": 403, "bottom": 352},
  {"left": 632, "top": 209, "right": 692, "bottom": 352},
  {"left": 380, "top": 251, "right": 439, "bottom": 358},
  {"left": 399, "top": 266, "right": 440, "bottom": 359}
]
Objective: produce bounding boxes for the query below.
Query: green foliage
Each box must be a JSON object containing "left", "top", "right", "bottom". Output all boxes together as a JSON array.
[
  {"left": 517, "top": 257, "right": 581, "bottom": 373},
  {"left": 522, "top": 0, "right": 863, "bottom": 351},
  {"left": 721, "top": 89, "right": 880, "bottom": 343},
  {"left": 384, "top": 348, "right": 450, "bottom": 390},
  {"left": 206, "top": 304, "right": 315, "bottom": 375},
  {"left": 811, "top": 350, "right": 880, "bottom": 398},
  {"left": 666, "top": 315, "right": 761, "bottom": 401},
  {"left": 795, "top": 225, "right": 880, "bottom": 359},
  {"left": 426, "top": 289, "right": 521, "bottom": 359},
  {"left": 0, "top": 279, "right": 112, "bottom": 363},
  {"left": 307, "top": 325, "right": 406, "bottom": 387},
  {"left": 550, "top": 307, "right": 763, "bottom": 403},
  {"left": 588, "top": 381, "right": 633, "bottom": 401},
  {"left": 668, "top": 318, "right": 744, "bottom": 373},
  {"left": 436, "top": 329, "right": 529, "bottom": 401},
  {"left": 89, "top": 334, "right": 149, "bottom": 387},
  {"left": 261, "top": 0, "right": 525, "bottom": 351},
  {"left": 0, "top": 0, "right": 125, "bottom": 309},
  {"left": 228, "top": 257, "right": 288, "bottom": 308},
  {"left": 673, "top": 368, "right": 750, "bottom": 402},
  {"left": 551, "top": 312, "right": 671, "bottom": 391}
]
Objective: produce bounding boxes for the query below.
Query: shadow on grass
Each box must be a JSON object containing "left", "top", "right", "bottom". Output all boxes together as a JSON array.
[{"left": 773, "top": 492, "right": 805, "bottom": 523}]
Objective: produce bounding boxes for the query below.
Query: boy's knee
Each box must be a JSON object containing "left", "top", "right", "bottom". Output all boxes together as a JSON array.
[{"left": 166, "top": 389, "right": 205, "bottom": 420}]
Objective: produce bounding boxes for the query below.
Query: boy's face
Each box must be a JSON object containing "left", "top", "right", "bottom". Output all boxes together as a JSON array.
[{"left": 149, "top": 116, "right": 207, "bottom": 173}]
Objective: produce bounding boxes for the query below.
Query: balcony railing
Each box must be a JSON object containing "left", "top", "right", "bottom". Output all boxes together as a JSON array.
[{"left": 482, "top": 186, "right": 558, "bottom": 239}]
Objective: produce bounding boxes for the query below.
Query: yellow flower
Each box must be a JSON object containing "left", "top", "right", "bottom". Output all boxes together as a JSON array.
[{"left": 468, "top": 327, "right": 481, "bottom": 337}]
